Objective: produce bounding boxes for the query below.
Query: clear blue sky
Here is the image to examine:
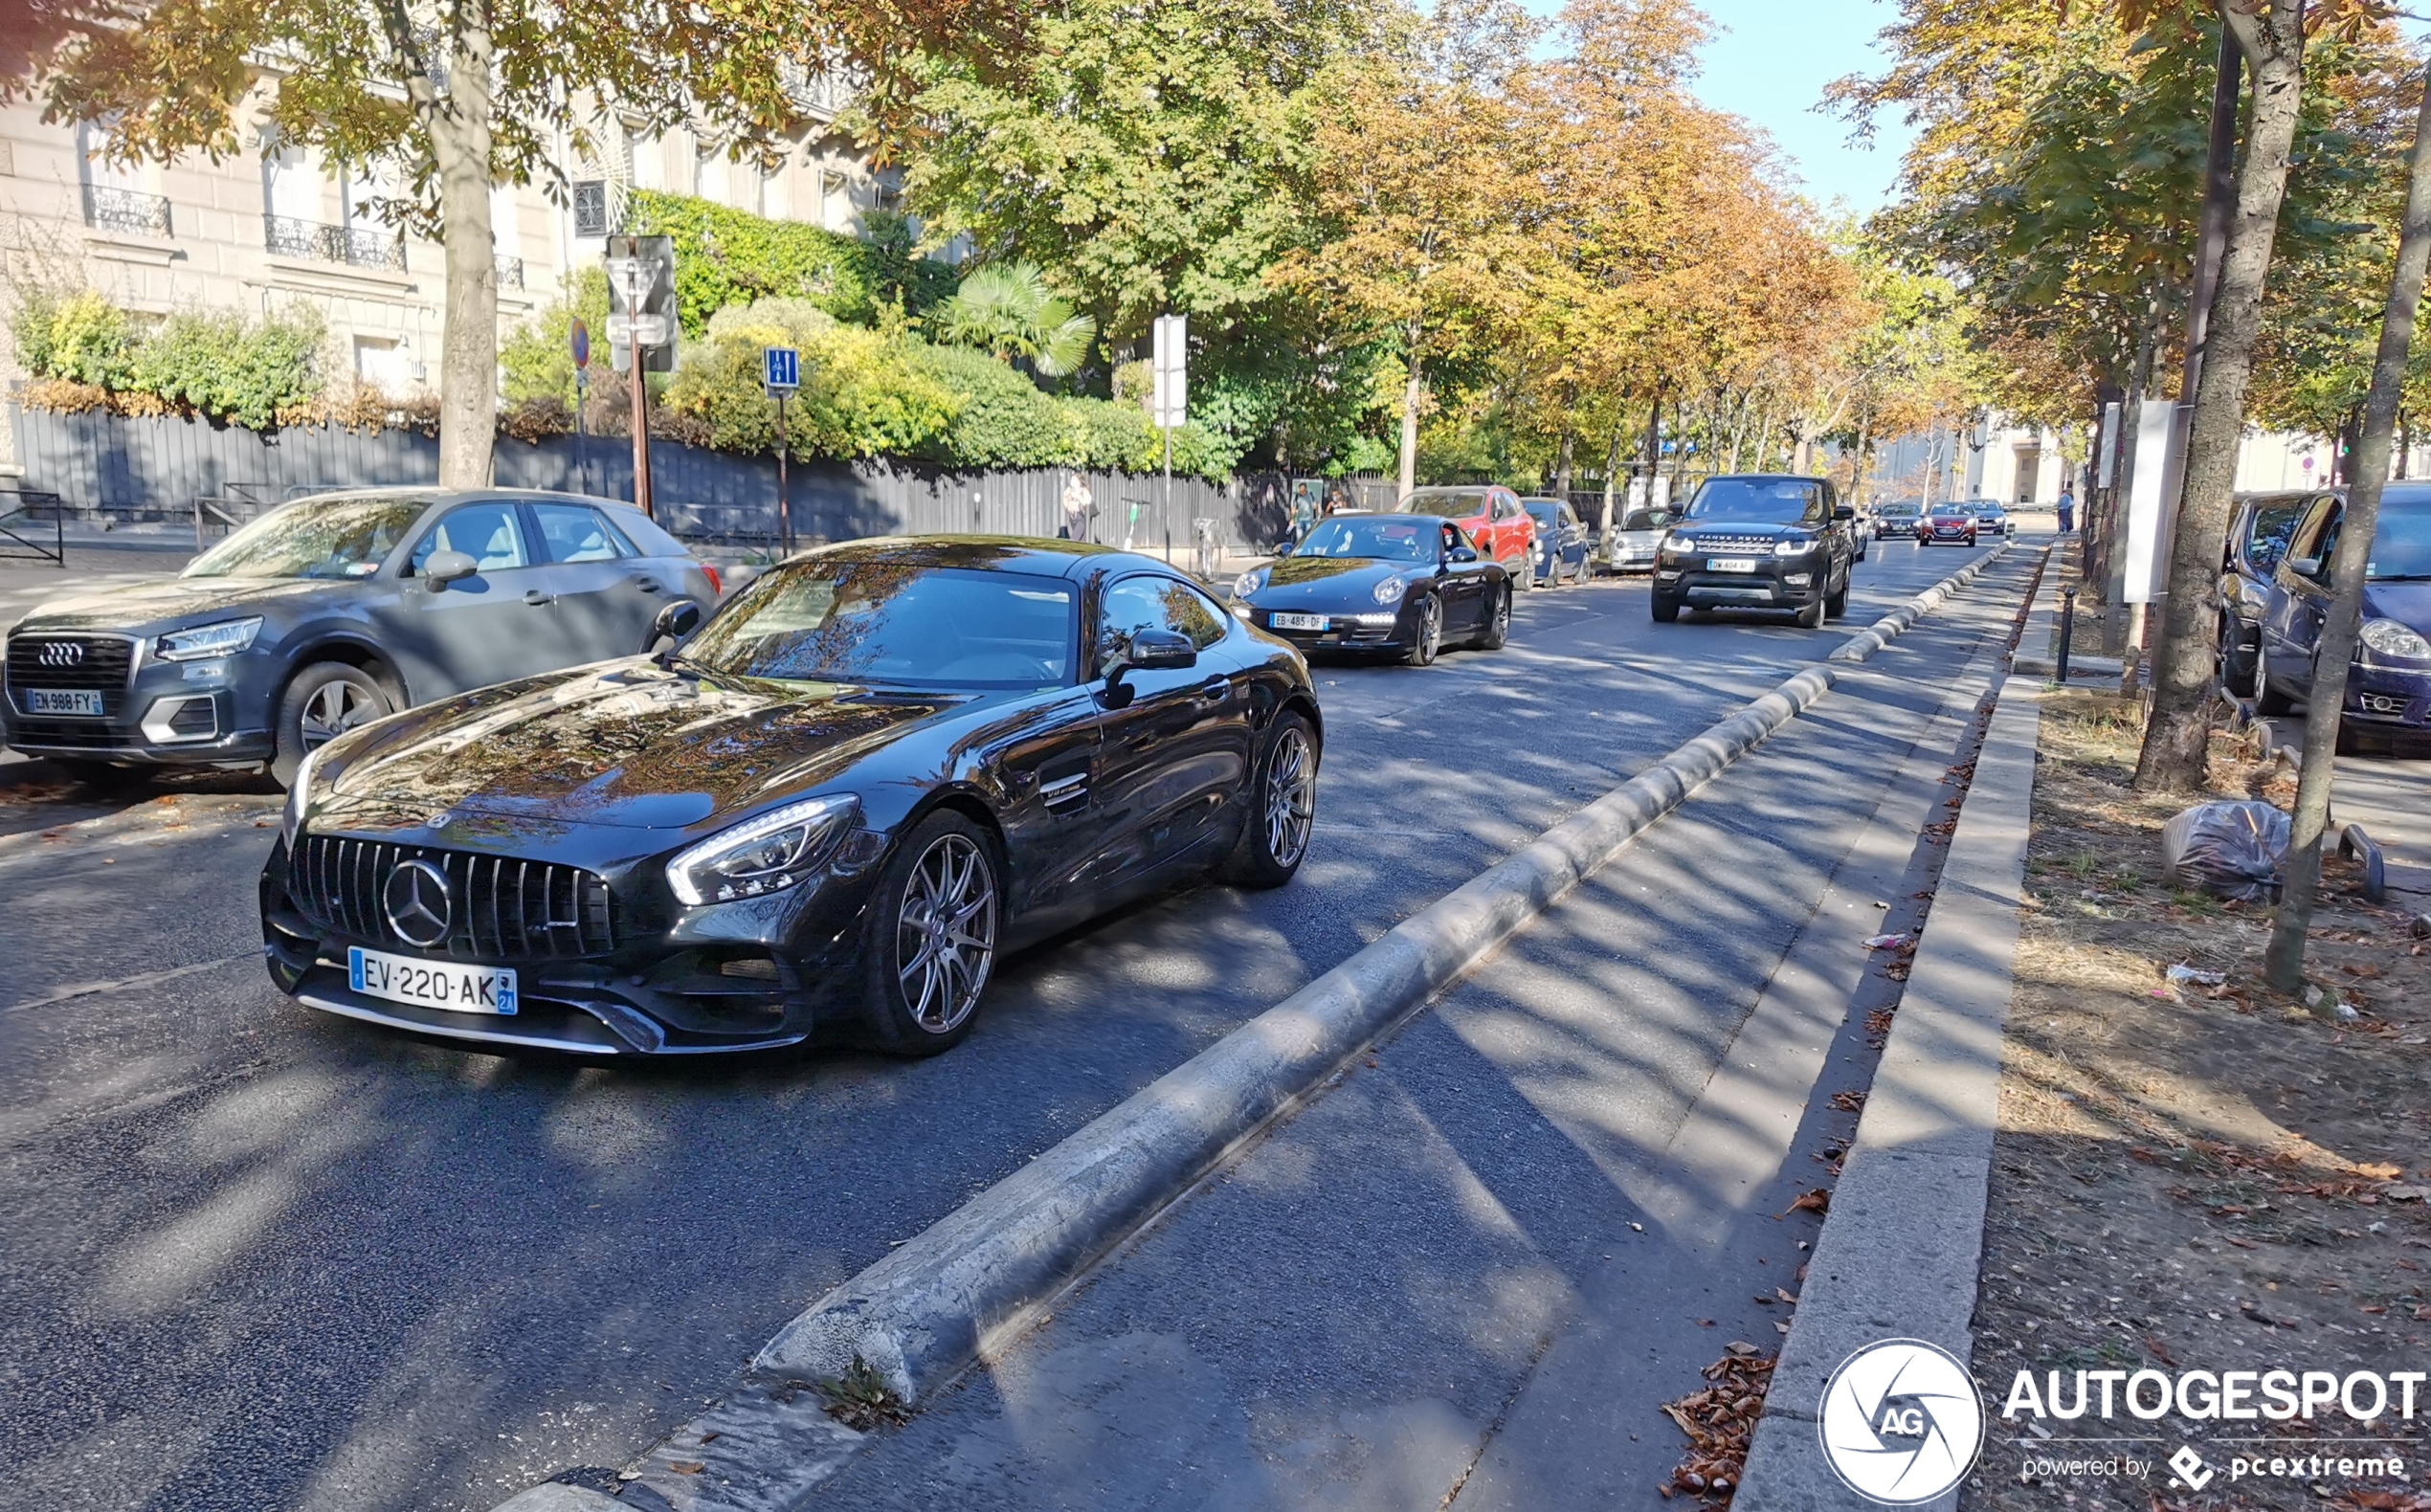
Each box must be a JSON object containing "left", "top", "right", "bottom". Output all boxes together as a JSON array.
[{"left": 1688, "top": 0, "right": 1916, "bottom": 215}]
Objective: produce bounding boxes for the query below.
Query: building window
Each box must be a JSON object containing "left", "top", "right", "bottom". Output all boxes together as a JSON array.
[
  {"left": 820, "top": 168, "right": 848, "bottom": 231},
  {"left": 696, "top": 142, "right": 726, "bottom": 205},
  {"left": 80, "top": 120, "right": 169, "bottom": 236},
  {"left": 572, "top": 179, "right": 610, "bottom": 236},
  {"left": 353, "top": 336, "right": 413, "bottom": 391}
]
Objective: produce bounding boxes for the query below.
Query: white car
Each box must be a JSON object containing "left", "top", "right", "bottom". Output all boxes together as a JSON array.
[{"left": 1604, "top": 506, "right": 1679, "bottom": 573}]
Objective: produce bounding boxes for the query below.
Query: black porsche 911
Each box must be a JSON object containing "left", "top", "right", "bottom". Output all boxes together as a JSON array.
[
  {"left": 1228, "top": 514, "right": 1511, "bottom": 665},
  {"left": 258, "top": 538, "right": 1323, "bottom": 1058}
]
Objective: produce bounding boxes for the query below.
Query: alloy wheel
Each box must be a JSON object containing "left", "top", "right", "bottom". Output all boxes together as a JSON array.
[
  {"left": 895, "top": 833, "right": 997, "bottom": 1034},
  {"left": 300, "top": 677, "right": 382, "bottom": 749},
  {"left": 1417, "top": 597, "right": 1441, "bottom": 660},
  {"left": 1263, "top": 725, "right": 1316, "bottom": 869}
]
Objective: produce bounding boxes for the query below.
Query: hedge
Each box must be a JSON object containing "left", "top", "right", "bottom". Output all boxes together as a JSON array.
[
  {"left": 13, "top": 290, "right": 323, "bottom": 430},
  {"left": 623, "top": 191, "right": 958, "bottom": 334}
]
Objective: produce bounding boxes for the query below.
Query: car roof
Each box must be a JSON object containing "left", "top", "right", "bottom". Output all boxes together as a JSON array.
[
  {"left": 1699, "top": 473, "right": 1827, "bottom": 483},
  {"left": 789, "top": 534, "right": 1185, "bottom": 583}
]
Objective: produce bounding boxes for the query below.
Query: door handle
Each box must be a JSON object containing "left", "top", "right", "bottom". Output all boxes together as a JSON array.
[
  {"left": 635, "top": 578, "right": 663, "bottom": 593},
  {"left": 1198, "top": 676, "right": 1231, "bottom": 702},
  {"left": 524, "top": 589, "right": 555, "bottom": 606}
]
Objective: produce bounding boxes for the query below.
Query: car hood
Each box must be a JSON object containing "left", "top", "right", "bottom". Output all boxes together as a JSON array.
[
  {"left": 1670, "top": 521, "right": 1818, "bottom": 543},
  {"left": 1250, "top": 556, "right": 1422, "bottom": 604},
  {"left": 10, "top": 575, "right": 346, "bottom": 634},
  {"left": 320, "top": 660, "right": 970, "bottom": 832},
  {"left": 2365, "top": 579, "right": 2431, "bottom": 630}
]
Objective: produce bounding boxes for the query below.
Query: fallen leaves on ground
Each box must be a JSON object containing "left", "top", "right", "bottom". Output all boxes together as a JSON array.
[{"left": 1660, "top": 1345, "right": 1776, "bottom": 1501}]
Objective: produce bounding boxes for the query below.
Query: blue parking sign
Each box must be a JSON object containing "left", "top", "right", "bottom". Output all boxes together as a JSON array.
[{"left": 764, "top": 346, "right": 799, "bottom": 392}]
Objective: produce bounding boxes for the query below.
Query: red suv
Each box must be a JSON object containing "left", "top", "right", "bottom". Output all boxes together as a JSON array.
[{"left": 1395, "top": 486, "right": 1537, "bottom": 589}]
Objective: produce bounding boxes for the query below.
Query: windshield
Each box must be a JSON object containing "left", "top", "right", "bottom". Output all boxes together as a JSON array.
[
  {"left": 1293, "top": 517, "right": 1438, "bottom": 563},
  {"left": 1399, "top": 489, "right": 1490, "bottom": 519},
  {"left": 1881, "top": 503, "right": 1919, "bottom": 517},
  {"left": 1522, "top": 500, "right": 1557, "bottom": 526},
  {"left": 2367, "top": 502, "right": 2431, "bottom": 580},
  {"left": 183, "top": 494, "right": 433, "bottom": 580},
  {"left": 680, "top": 563, "right": 1076, "bottom": 688},
  {"left": 1620, "top": 508, "right": 1675, "bottom": 532},
  {"left": 1685, "top": 478, "right": 1823, "bottom": 523}
]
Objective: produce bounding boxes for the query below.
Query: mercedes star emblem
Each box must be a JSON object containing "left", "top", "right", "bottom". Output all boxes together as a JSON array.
[
  {"left": 381, "top": 858, "right": 453, "bottom": 948},
  {"left": 36, "top": 641, "right": 85, "bottom": 668}
]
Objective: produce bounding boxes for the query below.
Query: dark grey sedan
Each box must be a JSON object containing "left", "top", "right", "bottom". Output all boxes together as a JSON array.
[{"left": 2, "top": 488, "right": 718, "bottom": 784}]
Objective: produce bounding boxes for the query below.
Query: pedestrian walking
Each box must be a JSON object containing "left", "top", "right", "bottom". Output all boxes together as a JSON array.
[
  {"left": 1059, "top": 472, "right": 1095, "bottom": 542},
  {"left": 2056, "top": 485, "right": 2077, "bottom": 535}
]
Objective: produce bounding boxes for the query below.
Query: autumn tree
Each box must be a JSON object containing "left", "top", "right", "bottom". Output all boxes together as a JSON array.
[
  {"left": 1274, "top": 0, "right": 1545, "bottom": 495},
  {"left": 11, "top": 0, "right": 1014, "bottom": 488}
]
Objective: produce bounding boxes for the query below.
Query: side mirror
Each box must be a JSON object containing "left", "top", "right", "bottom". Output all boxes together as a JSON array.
[
  {"left": 1448, "top": 545, "right": 1479, "bottom": 564},
  {"left": 424, "top": 549, "right": 478, "bottom": 589},
  {"left": 654, "top": 598, "right": 703, "bottom": 642},
  {"left": 2286, "top": 555, "right": 2324, "bottom": 579},
  {"left": 1124, "top": 629, "right": 1197, "bottom": 673},
  {"left": 1833, "top": 505, "right": 1856, "bottom": 522}
]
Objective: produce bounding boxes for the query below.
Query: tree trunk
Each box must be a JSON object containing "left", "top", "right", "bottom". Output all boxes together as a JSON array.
[
  {"left": 1640, "top": 391, "right": 1662, "bottom": 513},
  {"left": 1598, "top": 422, "right": 1622, "bottom": 536},
  {"left": 2134, "top": 0, "right": 2308, "bottom": 792},
  {"left": 2264, "top": 62, "right": 2431, "bottom": 1002},
  {"left": 1555, "top": 426, "right": 1575, "bottom": 497},
  {"left": 1397, "top": 368, "right": 1421, "bottom": 498}
]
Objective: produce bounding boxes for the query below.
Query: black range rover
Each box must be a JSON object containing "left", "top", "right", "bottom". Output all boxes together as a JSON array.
[{"left": 1651, "top": 474, "right": 1857, "bottom": 629}]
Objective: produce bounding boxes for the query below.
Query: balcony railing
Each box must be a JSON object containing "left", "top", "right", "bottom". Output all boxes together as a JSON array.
[
  {"left": 495, "top": 255, "right": 524, "bottom": 289},
  {"left": 83, "top": 184, "right": 171, "bottom": 238},
  {"left": 262, "top": 213, "right": 405, "bottom": 272}
]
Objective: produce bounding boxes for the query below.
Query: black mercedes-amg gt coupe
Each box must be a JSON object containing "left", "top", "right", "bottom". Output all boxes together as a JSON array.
[{"left": 259, "top": 539, "right": 1323, "bottom": 1058}]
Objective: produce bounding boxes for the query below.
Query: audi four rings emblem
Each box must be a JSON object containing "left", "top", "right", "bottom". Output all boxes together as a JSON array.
[
  {"left": 381, "top": 859, "right": 454, "bottom": 947},
  {"left": 36, "top": 641, "right": 84, "bottom": 668}
]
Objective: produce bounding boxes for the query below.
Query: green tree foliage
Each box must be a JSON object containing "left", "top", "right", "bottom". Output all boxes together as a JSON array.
[
  {"left": 501, "top": 269, "right": 612, "bottom": 407},
  {"left": 625, "top": 192, "right": 959, "bottom": 334},
  {"left": 932, "top": 261, "right": 1099, "bottom": 377}
]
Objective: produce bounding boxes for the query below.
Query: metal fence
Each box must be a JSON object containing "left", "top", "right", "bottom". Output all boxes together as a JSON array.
[{"left": 9, "top": 404, "right": 1293, "bottom": 557}]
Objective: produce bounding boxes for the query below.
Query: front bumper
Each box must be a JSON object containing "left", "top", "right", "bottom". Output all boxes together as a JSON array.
[
  {"left": 1653, "top": 557, "right": 1824, "bottom": 609},
  {"left": 1235, "top": 602, "right": 1411, "bottom": 651},
  {"left": 4, "top": 638, "right": 278, "bottom": 765},
  {"left": 258, "top": 833, "right": 877, "bottom": 1056},
  {"left": 2342, "top": 663, "right": 2431, "bottom": 745}
]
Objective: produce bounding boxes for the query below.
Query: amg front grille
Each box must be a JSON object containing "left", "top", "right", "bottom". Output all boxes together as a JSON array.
[
  {"left": 6, "top": 634, "right": 136, "bottom": 717},
  {"left": 288, "top": 834, "right": 617, "bottom": 960}
]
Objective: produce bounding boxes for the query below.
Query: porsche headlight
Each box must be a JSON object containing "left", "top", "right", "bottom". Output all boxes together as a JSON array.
[
  {"left": 1233, "top": 568, "right": 1269, "bottom": 599},
  {"left": 157, "top": 616, "right": 263, "bottom": 661},
  {"left": 280, "top": 743, "right": 332, "bottom": 845},
  {"left": 2359, "top": 618, "right": 2431, "bottom": 661},
  {"left": 668, "top": 794, "right": 860, "bottom": 905},
  {"left": 1372, "top": 575, "right": 1407, "bottom": 605}
]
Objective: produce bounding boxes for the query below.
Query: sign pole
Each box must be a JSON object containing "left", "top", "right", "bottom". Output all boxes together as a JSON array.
[
  {"left": 626, "top": 263, "right": 652, "bottom": 519},
  {"left": 776, "top": 391, "right": 792, "bottom": 558},
  {"left": 569, "top": 317, "right": 591, "bottom": 497}
]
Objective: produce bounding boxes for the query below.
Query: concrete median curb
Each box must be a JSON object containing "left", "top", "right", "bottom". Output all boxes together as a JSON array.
[{"left": 492, "top": 542, "right": 2017, "bottom": 1511}]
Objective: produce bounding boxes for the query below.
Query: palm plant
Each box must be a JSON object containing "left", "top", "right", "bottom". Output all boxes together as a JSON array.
[{"left": 933, "top": 261, "right": 1098, "bottom": 378}]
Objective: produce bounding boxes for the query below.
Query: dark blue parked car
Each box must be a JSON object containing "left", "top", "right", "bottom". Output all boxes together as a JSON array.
[
  {"left": 2215, "top": 490, "right": 2317, "bottom": 698},
  {"left": 1521, "top": 497, "right": 1593, "bottom": 586},
  {"left": 2256, "top": 484, "right": 2431, "bottom": 751}
]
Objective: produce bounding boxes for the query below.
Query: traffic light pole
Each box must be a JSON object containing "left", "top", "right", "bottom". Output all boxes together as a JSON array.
[{"left": 626, "top": 263, "right": 654, "bottom": 520}]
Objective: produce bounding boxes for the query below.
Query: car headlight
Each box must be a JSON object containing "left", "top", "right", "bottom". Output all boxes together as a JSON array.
[
  {"left": 667, "top": 794, "right": 860, "bottom": 905},
  {"left": 156, "top": 616, "right": 263, "bottom": 661},
  {"left": 2359, "top": 618, "right": 2431, "bottom": 661},
  {"left": 1372, "top": 575, "right": 1406, "bottom": 605},
  {"left": 1774, "top": 538, "right": 1817, "bottom": 557},
  {"left": 280, "top": 743, "right": 332, "bottom": 846},
  {"left": 1662, "top": 532, "right": 1694, "bottom": 553},
  {"left": 1233, "top": 568, "right": 1269, "bottom": 599}
]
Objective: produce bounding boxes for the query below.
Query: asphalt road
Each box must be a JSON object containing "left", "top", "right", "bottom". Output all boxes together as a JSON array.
[{"left": 0, "top": 537, "right": 1996, "bottom": 1512}]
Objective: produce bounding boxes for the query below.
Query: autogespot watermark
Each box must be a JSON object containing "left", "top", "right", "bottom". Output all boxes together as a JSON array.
[{"left": 1817, "top": 1345, "right": 2424, "bottom": 1504}]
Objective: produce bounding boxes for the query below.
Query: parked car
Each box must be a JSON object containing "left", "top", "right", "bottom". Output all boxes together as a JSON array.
[
  {"left": 1233, "top": 514, "right": 1510, "bottom": 665},
  {"left": 1521, "top": 497, "right": 1593, "bottom": 586},
  {"left": 260, "top": 538, "right": 1324, "bottom": 1057},
  {"left": 2, "top": 488, "right": 719, "bottom": 785},
  {"left": 1973, "top": 501, "right": 2013, "bottom": 538},
  {"left": 1394, "top": 485, "right": 1537, "bottom": 589},
  {"left": 2253, "top": 485, "right": 2431, "bottom": 750},
  {"left": 2216, "top": 490, "right": 2317, "bottom": 698},
  {"left": 1605, "top": 505, "right": 1679, "bottom": 573},
  {"left": 1872, "top": 500, "right": 1924, "bottom": 540},
  {"left": 1651, "top": 474, "right": 1856, "bottom": 629},
  {"left": 1920, "top": 503, "right": 1979, "bottom": 546}
]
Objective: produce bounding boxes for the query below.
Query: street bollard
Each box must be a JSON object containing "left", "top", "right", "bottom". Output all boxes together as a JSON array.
[{"left": 2056, "top": 588, "right": 2077, "bottom": 681}]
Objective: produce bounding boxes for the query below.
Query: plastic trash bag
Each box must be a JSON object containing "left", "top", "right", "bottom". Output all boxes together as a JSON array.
[{"left": 2160, "top": 801, "right": 2290, "bottom": 903}]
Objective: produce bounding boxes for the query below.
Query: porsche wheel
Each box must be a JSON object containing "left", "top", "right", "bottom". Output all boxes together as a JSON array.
[{"left": 1406, "top": 595, "right": 1442, "bottom": 666}]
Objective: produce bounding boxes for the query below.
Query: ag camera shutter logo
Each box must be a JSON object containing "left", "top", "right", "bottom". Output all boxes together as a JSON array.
[{"left": 1818, "top": 1339, "right": 1986, "bottom": 1503}]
